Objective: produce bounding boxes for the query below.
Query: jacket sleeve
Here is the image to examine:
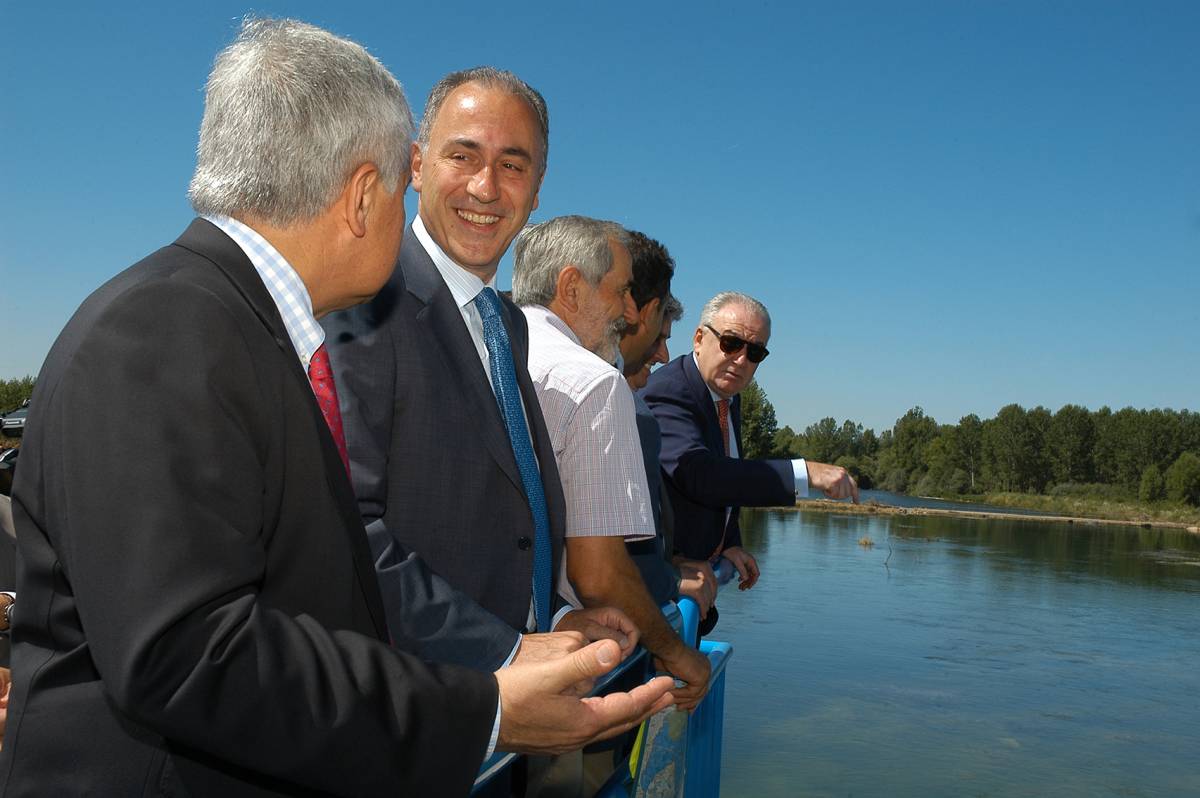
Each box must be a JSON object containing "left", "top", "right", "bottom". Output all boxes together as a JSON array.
[{"left": 643, "top": 372, "right": 795, "bottom": 510}]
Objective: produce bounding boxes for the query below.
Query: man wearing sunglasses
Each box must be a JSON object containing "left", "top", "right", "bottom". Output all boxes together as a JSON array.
[{"left": 641, "top": 292, "right": 858, "bottom": 613}]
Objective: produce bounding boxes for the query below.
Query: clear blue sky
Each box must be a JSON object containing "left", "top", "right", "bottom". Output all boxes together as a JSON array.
[{"left": 2, "top": 1, "right": 1197, "bottom": 433}]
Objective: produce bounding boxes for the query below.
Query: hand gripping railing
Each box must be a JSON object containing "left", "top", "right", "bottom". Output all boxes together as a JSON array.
[{"left": 473, "top": 559, "right": 736, "bottom": 797}]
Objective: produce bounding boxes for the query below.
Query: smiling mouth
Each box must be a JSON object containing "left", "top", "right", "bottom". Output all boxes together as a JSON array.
[{"left": 457, "top": 209, "right": 500, "bottom": 225}]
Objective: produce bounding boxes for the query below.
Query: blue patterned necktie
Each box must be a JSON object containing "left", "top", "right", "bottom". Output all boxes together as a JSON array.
[{"left": 473, "top": 287, "right": 553, "bottom": 632}]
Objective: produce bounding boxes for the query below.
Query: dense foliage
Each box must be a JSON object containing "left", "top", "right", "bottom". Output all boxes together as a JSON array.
[
  {"left": 1, "top": 376, "right": 34, "bottom": 415},
  {"left": 740, "top": 382, "right": 1200, "bottom": 507}
]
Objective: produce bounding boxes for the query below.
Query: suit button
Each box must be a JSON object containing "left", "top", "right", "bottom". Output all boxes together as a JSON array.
[{"left": 517, "top": 536, "right": 532, "bottom": 551}]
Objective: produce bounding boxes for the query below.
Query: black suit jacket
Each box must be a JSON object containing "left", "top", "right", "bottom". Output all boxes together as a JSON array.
[
  {"left": 640, "top": 354, "right": 794, "bottom": 560},
  {"left": 0, "top": 220, "right": 496, "bottom": 797},
  {"left": 322, "top": 222, "right": 566, "bottom": 669}
]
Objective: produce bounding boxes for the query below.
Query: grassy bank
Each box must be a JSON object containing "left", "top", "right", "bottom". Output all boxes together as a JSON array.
[{"left": 966, "top": 491, "right": 1200, "bottom": 526}]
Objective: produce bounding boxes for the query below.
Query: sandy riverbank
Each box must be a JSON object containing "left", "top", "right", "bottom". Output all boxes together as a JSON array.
[{"left": 788, "top": 498, "right": 1200, "bottom": 534}]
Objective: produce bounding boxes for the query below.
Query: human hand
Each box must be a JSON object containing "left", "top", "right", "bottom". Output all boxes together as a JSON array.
[
  {"left": 0, "top": 665, "right": 10, "bottom": 751},
  {"left": 674, "top": 558, "right": 717, "bottom": 617},
  {"left": 722, "top": 546, "right": 760, "bottom": 590},
  {"left": 495, "top": 639, "right": 675, "bottom": 755},
  {"left": 510, "top": 631, "right": 590, "bottom": 695},
  {"left": 554, "top": 606, "right": 638, "bottom": 660},
  {"left": 806, "top": 460, "right": 860, "bottom": 503},
  {"left": 655, "top": 644, "right": 711, "bottom": 711}
]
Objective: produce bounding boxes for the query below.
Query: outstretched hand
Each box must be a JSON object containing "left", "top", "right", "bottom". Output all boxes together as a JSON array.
[
  {"left": 806, "top": 460, "right": 860, "bottom": 503},
  {"left": 495, "top": 639, "right": 675, "bottom": 755}
]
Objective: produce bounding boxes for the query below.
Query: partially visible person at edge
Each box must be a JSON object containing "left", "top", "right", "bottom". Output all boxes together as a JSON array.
[
  {"left": 0, "top": 19, "right": 672, "bottom": 797},
  {"left": 321, "top": 66, "right": 635, "bottom": 683},
  {"left": 617, "top": 232, "right": 719, "bottom": 620},
  {"left": 640, "top": 291, "right": 858, "bottom": 631},
  {"left": 513, "top": 216, "right": 712, "bottom": 714}
]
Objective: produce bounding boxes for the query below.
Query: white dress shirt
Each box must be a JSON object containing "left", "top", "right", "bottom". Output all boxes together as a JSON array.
[{"left": 523, "top": 305, "right": 654, "bottom": 608}]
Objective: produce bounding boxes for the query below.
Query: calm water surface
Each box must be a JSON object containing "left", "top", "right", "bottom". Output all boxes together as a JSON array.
[{"left": 715, "top": 508, "right": 1200, "bottom": 797}]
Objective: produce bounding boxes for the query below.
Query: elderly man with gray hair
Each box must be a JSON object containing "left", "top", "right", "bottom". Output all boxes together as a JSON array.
[
  {"left": 642, "top": 290, "right": 859, "bottom": 626},
  {"left": 0, "top": 21, "right": 672, "bottom": 797},
  {"left": 514, "top": 215, "right": 712, "bottom": 712}
]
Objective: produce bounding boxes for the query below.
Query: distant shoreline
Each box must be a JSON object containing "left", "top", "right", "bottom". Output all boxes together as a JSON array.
[{"left": 788, "top": 498, "right": 1200, "bottom": 534}]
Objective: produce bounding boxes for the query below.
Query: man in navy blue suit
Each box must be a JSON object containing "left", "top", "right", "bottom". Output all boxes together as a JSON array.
[{"left": 641, "top": 291, "right": 859, "bottom": 598}]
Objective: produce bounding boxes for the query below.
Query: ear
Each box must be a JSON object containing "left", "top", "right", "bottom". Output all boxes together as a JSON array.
[
  {"left": 639, "top": 296, "right": 662, "bottom": 327},
  {"left": 409, "top": 141, "right": 425, "bottom": 193},
  {"left": 693, "top": 324, "right": 705, "bottom": 353},
  {"left": 555, "top": 265, "right": 583, "bottom": 314},
  {"left": 342, "top": 162, "right": 381, "bottom": 239}
]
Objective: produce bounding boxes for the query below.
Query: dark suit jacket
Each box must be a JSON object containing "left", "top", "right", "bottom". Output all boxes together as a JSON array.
[
  {"left": 322, "top": 221, "right": 567, "bottom": 669},
  {"left": 640, "top": 354, "right": 794, "bottom": 560},
  {"left": 626, "top": 393, "right": 679, "bottom": 606},
  {"left": 0, "top": 220, "right": 496, "bottom": 797}
]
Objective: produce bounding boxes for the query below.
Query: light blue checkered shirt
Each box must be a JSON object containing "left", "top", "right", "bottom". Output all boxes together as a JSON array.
[{"left": 204, "top": 215, "right": 324, "bottom": 369}]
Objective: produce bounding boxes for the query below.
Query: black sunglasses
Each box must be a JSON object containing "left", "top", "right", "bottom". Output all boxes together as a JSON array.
[{"left": 703, "top": 324, "right": 769, "bottom": 363}]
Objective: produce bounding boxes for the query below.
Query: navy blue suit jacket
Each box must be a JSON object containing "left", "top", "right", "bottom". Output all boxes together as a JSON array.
[
  {"left": 323, "top": 221, "right": 567, "bottom": 670},
  {"left": 640, "top": 354, "right": 794, "bottom": 560}
]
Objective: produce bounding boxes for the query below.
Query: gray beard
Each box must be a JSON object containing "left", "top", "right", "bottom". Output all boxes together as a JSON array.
[{"left": 589, "top": 318, "right": 628, "bottom": 365}]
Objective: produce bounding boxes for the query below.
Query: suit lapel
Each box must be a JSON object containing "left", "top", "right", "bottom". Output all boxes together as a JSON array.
[
  {"left": 680, "top": 354, "right": 724, "bottom": 453},
  {"left": 401, "top": 232, "right": 524, "bottom": 493},
  {"left": 175, "top": 218, "right": 391, "bottom": 640}
]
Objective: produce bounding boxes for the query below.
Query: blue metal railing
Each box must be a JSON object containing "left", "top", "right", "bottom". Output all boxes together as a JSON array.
[{"left": 474, "top": 568, "right": 734, "bottom": 797}]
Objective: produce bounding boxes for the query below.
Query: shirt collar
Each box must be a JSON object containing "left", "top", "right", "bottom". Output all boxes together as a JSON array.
[
  {"left": 204, "top": 215, "right": 324, "bottom": 367},
  {"left": 525, "top": 304, "right": 583, "bottom": 347},
  {"left": 412, "top": 214, "right": 497, "bottom": 307}
]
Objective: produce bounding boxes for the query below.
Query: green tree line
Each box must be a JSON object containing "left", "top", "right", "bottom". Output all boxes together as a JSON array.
[
  {"left": 1, "top": 376, "right": 34, "bottom": 415},
  {"left": 740, "top": 382, "right": 1200, "bottom": 508}
]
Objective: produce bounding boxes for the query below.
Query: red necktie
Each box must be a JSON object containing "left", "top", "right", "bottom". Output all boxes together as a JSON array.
[
  {"left": 716, "top": 398, "right": 731, "bottom": 456},
  {"left": 713, "top": 398, "right": 732, "bottom": 558},
  {"left": 308, "top": 344, "right": 351, "bottom": 478}
]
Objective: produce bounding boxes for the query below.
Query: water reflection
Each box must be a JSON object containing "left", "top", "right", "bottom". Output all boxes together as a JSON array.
[{"left": 718, "top": 509, "right": 1200, "bottom": 797}]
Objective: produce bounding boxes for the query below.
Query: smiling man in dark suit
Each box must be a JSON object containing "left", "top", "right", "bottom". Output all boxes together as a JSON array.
[
  {"left": 641, "top": 292, "right": 859, "bottom": 614},
  {"left": 323, "top": 68, "right": 633, "bottom": 674},
  {"left": 0, "top": 22, "right": 671, "bottom": 796}
]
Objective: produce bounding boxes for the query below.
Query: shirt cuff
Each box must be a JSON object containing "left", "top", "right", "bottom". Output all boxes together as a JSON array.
[
  {"left": 791, "top": 458, "right": 809, "bottom": 499},
  {"left": 500, "top": 634, "right": 523, "bottom": 668},
  {"left": 486, "top": 696, "right": 501, "bottom": 759},
  {"left": 485, "top": 633, "right": 524, "bottom": 759},
  {"left": 550, "top": 605, "right": 574, "bottom": 631}
]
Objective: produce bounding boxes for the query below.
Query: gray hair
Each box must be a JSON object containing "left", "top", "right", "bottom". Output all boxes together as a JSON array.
[
  {"left": 189, "top": 18, "right": 414, "bottom": 227},
  {"left": 417, "top": 66, "right": 549, "bottom": 174},
  {"left": 663, "top": 293, "right": 684, "bottom": 323},
  {"left": 512, "top": 216, "right": 629, "bottom": 307},
  {"left": 699, "top": 291, "right": 771, "bottom": 330}
]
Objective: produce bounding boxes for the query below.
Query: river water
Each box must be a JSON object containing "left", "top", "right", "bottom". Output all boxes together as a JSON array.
[{"left": 713, "top": 503, "right": 1200, "bottom": 797}]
